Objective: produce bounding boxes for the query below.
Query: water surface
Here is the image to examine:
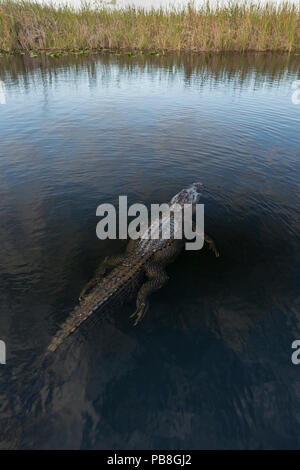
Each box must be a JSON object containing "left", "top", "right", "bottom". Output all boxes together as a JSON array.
[{"left": 0, "top": 52, "right": 299, "bottom": 449}]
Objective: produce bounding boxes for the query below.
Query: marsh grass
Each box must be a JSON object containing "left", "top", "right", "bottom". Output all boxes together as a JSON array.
[{"left": 0, "top": 1, "right": 299, "bottom": 53}]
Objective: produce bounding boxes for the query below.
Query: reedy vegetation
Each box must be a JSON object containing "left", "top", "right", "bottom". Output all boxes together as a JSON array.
[{"left": 0, "top": 1, "right": 299, "bottom": 53}]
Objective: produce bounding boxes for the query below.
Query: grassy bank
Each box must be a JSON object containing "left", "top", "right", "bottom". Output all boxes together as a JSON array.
[{"left": 0, "top": 1, "right": 300, "bottom": 54}]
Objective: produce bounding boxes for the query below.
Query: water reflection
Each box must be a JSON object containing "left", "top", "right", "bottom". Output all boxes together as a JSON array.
[{"left": 0, "top": 52, "right": 299, "bottom": 449}]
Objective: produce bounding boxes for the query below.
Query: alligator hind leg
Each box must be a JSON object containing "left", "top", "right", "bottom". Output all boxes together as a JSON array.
[
  {"left": 131, "top": 262, "right": 169, "bottom": 326},
  {"left": 96, "top": 254, "right": 127, "bottom": 277},
  {"left": 79, "top": 254, "right": 126, "bottom": 301},
  {"left": 126, "top": 239, "right": 139, "bottom": 254},
  {"left": 131, "top": 241, "right": 182, "bottom": 325}
]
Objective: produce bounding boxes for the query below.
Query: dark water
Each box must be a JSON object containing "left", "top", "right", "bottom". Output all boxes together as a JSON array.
[{"left": 0, "top": 53, "right": 299, "bottom": 449}]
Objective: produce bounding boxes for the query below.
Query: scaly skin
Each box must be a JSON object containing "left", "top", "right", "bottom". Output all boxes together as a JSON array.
[{"left": 47, "top": 183, "right": 219, "bottom": 353}]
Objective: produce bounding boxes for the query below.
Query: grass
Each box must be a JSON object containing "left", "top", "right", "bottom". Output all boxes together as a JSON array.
[{"left": 0, "top": 1, "right": 299, "bottom": 54}]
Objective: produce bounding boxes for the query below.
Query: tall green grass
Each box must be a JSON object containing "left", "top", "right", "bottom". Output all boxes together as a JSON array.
[{"left": 0, "top": 1, "right": 299, "bottom": 53}]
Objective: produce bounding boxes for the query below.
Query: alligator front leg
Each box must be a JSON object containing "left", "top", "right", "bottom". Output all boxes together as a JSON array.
[
  {"left": 79, "top": 254, "right": 126, "bottom": 301},
  {"left": 191, "top": 222, "right": 220, "bottom": 257},
  {"left": 131, "top": 262, "right": 169, "bottom": 326}
]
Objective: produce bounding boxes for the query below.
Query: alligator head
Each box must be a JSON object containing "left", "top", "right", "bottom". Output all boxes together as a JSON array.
[{"left": 170, "top": 182, "right": 202, "bottom": 208}]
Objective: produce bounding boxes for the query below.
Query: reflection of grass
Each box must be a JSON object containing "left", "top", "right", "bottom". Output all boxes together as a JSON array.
[{"left": 0, "top": 1, "right": 299, "bottom": 53}]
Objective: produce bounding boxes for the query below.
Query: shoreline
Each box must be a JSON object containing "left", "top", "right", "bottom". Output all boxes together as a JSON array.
[{"left": 1, "top": 49, "right": 300, "bottom": 57}]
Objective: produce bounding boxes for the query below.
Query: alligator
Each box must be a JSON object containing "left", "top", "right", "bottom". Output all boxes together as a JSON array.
[{"left": 47, "top": 183, "right": 219, "bottom": 353}]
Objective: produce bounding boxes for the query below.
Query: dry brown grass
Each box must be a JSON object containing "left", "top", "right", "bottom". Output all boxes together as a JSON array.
[{"left": 0, "top": 1, "right": 299, "bottom": 53}]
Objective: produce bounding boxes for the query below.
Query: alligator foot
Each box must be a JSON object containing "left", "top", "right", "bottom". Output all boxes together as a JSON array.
[
  {"left": 191, "top": 222, "right": 220, "bottom": 258},
  {"left": 79, "top": 277, "right": 101, "bottom": 301},
  {"left": 204, "top": 233, "right": 220, "bottom": 258},
  {"left": 130, "top": 261, "right": 169, "bottom": 325},
  {"left": 130, "top": 302, "right": 149, "bottom": 326}
]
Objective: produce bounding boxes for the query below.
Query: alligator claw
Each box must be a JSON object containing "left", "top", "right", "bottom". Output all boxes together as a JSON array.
[
  {"left": 130, "top": 302, "right": 148, "bottom": 326},
  {"left": 207, "top": 241, "right": 220, "bottom": 258},
  {"left": 78, "top": 276, "right": 101, "bottom": 302}
]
